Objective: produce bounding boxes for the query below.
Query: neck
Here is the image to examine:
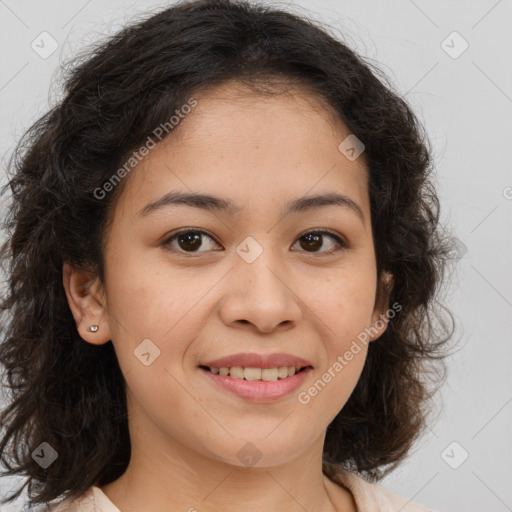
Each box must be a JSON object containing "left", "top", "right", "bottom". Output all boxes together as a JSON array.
[{"left": 99, "top": 400, "right": 355, "bottom": 511}]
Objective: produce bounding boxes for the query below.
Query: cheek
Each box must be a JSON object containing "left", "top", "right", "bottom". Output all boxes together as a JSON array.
[
  {"left": 103, "top": 248, "right": 223, "bottom": 375},
  {"left": 298, "top": 265, "right": 377, "bottom": 343},
  {"left": 297, "top": 343, "right": 368, "bottom": 423}
]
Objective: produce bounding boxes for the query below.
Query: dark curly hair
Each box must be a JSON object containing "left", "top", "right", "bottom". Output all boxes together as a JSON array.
[{"left": 0, "top": 0, "right": 456, "bottom": 506}]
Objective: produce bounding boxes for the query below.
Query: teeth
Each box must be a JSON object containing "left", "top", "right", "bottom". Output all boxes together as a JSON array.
[
  {"left": 208, "top": 366, "right": 303, "bottom": 381},
  {"left": 261, "top": 368, "right": 278, "bottom": 381},
  {"left": 278, "top": 366, "right": 289, "bottom": 378},
  {"left": 230, "top": 366, "right": 244, "bottom": 379},
  {"left": 244, "top": 367, "right": 261, "bottom": 381}
]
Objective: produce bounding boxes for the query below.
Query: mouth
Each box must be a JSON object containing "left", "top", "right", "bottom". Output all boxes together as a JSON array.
[
  {"left": 198, "top": 364, "right": 311, "bottom": 381},
  {"left": 198, "top": 364, "right": 313, "bottom": 402}
]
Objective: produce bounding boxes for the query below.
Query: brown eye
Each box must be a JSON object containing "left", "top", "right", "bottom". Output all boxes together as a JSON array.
[
  {"left": 177, "top": 232, "right": 202, "bottom": 251},
  {"left": 163, "top": 229, "right": 220, "bottom": 253},
  {"left": 293, "top": 230, "right": 347, "bottom": 254},
  {"left": 162, "top": 228, "right": 347, "bottom": 256},
  {"left": 300, "top": 232, "right": 323, "bottom": 251}
]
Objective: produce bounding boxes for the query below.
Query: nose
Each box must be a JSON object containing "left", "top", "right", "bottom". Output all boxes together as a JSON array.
[{"left": 218, "top": 246, "right": 303, "bottom": 333}]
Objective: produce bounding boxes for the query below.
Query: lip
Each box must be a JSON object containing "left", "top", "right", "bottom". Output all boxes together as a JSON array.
[
  {"left": 199, "top": 366, "right": 313, "bottom": 402},
  {"left": 200, "top": 352, "right": 313, "bottom": 369}
]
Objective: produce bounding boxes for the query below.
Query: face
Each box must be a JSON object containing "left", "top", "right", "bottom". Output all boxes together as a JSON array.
[{"left": 65, "top": 80, "right": 390, "bottom": 469}]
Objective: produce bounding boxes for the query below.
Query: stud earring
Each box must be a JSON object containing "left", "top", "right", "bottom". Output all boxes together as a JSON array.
[{"left": 87, "top": 325, "right": 99, "bottom": 332}]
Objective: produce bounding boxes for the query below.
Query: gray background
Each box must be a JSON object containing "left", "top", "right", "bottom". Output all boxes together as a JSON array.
[{"left": 0, "top": 1, "right": 511, "bottom": 510}]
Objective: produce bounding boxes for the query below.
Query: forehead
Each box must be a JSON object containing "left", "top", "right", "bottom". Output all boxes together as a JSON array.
[{"left": 113, "top": 80, "right": 370, "bottom": 223}]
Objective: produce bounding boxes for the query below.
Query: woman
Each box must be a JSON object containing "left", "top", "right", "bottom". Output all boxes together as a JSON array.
[{"left": 0, "top": 0, "right": 454, "bottom": 510}]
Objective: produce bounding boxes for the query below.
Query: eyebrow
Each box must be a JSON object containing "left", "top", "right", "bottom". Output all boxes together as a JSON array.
[{"left": 138, "top": 190, "right": 365, "bottom": 225}]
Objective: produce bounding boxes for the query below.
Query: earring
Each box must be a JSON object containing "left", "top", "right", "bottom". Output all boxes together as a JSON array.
[{"left": 87, "top": 325, "right": 99, "bottom": 332}]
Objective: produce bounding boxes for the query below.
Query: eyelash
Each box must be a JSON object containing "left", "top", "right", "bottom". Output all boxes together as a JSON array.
[{"left": 162, "top": 228, "right": 348, "bottom": 256}]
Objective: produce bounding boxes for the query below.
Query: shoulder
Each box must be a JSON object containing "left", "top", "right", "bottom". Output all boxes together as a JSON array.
[
  {"left": 37, "top": 486, "right": 101, "bottom": 512},
  {"left": 323, "top": 462, "right": 438, "bottom": 512},
  {"left": 49, "top": 486, "right": 120, "bottom": 512}
]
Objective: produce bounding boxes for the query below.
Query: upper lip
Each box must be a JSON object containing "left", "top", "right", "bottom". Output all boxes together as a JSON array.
[{"left": 200, "top": 353, "right": 313, "bottom": 369}]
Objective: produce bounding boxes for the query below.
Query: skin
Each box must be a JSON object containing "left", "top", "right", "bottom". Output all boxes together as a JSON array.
[{"left": 63, "top": 80, "right": 392, "bottom": 512}]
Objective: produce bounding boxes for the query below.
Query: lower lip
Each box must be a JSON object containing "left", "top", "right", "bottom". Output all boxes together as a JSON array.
[{"left": 199, "top": 367, "right": 312, "bottom": 402}]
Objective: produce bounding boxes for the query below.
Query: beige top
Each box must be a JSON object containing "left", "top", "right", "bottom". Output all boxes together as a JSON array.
[{"left": 45, "top": 462, "right": 436, "bottom": 511}]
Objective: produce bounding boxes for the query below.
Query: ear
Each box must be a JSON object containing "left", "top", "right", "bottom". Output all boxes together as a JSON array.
[
  {"left": 368, "top": 271, "right": 394, "bottom": 342},
  {"left": 62, "top": 261, "right": 112, "bottom": 345}
]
